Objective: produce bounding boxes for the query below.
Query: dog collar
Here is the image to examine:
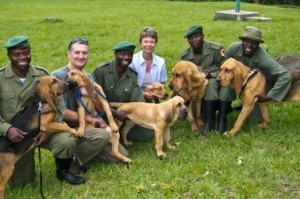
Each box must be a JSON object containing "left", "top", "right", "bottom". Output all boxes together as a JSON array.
[{"left": 240, "top": 69, "right": 258, "bottom": 96}]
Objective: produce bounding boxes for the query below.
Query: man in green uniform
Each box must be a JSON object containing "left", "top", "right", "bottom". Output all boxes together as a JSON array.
[
  {"left": 227, "top": 26, "right": 292, "bottom": 107},
  {"left": 92, "top": 41, "right": 153, "bottom": 142},
  {"left": 180, "top": 25, "right": 235, "bottom": 136},
  {"left": 0, "top": 36, "right": 85, "bottom": 187}
]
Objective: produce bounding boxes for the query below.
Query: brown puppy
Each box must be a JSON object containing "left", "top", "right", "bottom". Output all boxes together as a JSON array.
[
  {"left": 0, "top": 76, "right": 76, "bottom": 199},
  {"left": 217, "top": 58, "right": 300, "bottom": 137},
  {"left": 168, "top": 61, "right": 208, "bottom": 133},
  {"left": 110, "top": 96, "right": 188, "bottom": 158},
  {"left": 143, "top": 82, "right": 168, "bottom": 103},
  {"left": 66, "top": 69, "right": 131, "bottom": 163}
]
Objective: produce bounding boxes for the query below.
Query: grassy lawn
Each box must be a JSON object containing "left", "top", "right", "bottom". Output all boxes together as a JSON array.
[{"left": 1, "top": 0, "right": 300, "bottom": 198}]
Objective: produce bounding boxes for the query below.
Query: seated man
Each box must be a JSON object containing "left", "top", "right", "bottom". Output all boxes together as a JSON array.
[
  {"left": 0, "top": 36, "right": 85, "bottom": 187},
  {"left": 52, "top": 38, "right": 128, "bottom": 174},
  {"left": 92, "top": 41, "right": 154, "bottom": 142},
  {"left": 227, "top": 26, "right": 292, "bottom": 120}
]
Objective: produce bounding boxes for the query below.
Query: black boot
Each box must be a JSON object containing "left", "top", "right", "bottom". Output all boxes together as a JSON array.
[
  {"left": 217, "top": 101, "right": 232, "bottom": 133},
  {"left": 198, "top": 100, "right": 218, "bottom": 136},
  {"left": 55, "top": 158, "right": 85, "bottom": 185}
]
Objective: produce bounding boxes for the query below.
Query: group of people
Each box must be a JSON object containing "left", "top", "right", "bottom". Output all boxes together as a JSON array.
[
  {"left": 181, "top": 25, "right": 291, "bottom": 136},
  {"left": 0, "top": 24, "right": 291, "bottom": 190}
]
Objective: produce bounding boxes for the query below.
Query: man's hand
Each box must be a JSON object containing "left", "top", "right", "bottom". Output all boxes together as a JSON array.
[
  {"left": 85, "top": 115, "right": 107, "bottom": 128},
  {"left": 203, "top": 69, "right": 211, "bottom": 79},
  {"left": 34, "top": 132, "right": 51, "bottom": 146},
  {"left": 114, "top": 111, "right": 128, "bottom": 121},
  {"left": 256, "top": 94, "right": 272, "bottom": 103},
  {"left": 7, "top": 127, "right": 27, "bottom": 143},
  {"left": 144, "top": 91, "right": 154, "bottom": 102}
]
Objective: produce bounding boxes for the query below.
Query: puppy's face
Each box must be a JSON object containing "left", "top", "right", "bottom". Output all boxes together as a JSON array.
[
  {"left": 217, "top": 60, "right": 237, "bottom": 88},
  {"left": 144, "top": 82, "right": 168, "bottom": 99},
  {"left": 67, "top": 69, "right": 85, "bottom": 88},
  {"left": 39, "top": 76, "right": 68, "bottom": 97},
  {"left": 37, "top": 76, "right": 68, "bottom": 111}
]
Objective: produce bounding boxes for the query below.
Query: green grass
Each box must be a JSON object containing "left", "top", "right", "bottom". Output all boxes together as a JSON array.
[{"left": 1, "top": 0, "right": 300, "bottom": 198}]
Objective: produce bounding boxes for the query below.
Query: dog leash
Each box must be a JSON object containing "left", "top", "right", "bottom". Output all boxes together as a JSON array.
[
  {"left": 240, "top": 69, "right": 258, "bottom": 97},
  {"left": 37, "top": 101, "right": 46, "bottom": 199},
  {"left": 75, "top": 89, "right": 108, "bottom": 118}
]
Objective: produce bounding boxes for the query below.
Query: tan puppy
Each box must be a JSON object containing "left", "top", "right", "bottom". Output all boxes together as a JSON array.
[
  {"left": 168, "top": 61, "right": 208, "bottom": 133},
  {"left": 217, "top": 58, "right": 300, "bottom": 137},
  {"left": 67, "top": 69, "right": 131, "bottom": 163},
  {"left": 143, "top": 82, "right": 168, "bottom": 103},
  {"left": 0, "top": 76, "right": 76, "bottom": 199},
  {"left": 110, "top": 96, "right": 188, "bottom": 158}
]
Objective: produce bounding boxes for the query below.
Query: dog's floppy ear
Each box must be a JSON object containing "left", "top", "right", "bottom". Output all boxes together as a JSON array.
[
  {"left": 37, "top": 78, "right": 57, "bottom": 112},
  {"left": 81, "top": 73, "right": 95, "bottom": 98},
  {"left": 185, "top": 68, "right": 194, "bottom": 92},
  {"left": 232, "top": 61, "right": 244, "bottom": 95}
]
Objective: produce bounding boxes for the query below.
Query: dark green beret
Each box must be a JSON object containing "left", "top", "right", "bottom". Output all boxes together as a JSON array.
[
  {"left": 4, "top": 36, "right": 30, "bottom": 49},
  {"left": 184, "top": 25, "right": 203, "bottom": 38},
  {"left": 112, "top": 41, "right": 136, "bottom": 52}
]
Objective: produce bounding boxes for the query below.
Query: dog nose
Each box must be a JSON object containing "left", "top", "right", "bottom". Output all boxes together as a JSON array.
[{"left": 168, "top": 83, "right": 173, "bottom": 90}]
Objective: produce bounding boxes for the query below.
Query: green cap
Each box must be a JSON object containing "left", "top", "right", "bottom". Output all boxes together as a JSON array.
[
  {"left": 4, "top": 36, "right": 30, "bottom": 49},
  {"left": 238, "top": 26, "right": 264, "bottom": 43},
  {"left": 184, "top": 25, "right": 203, "bottom": 38},
  {"left": 112, "top": 41, "right": 136, "bottom": 52}
]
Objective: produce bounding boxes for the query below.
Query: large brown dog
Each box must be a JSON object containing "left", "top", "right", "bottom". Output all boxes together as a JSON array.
[
  {"left": 66, "top": 69, "right": 131, "bottom": 163},
  {"left": 0, "top": 76, "right": 76, "bottom": 199},
  {"left": 143, "top": 82, "right": 168, "bottom": 103},
  {"left": 110, "top": 96, "right": 188, "bottom": 158},
  {"left": 168, "top": 61, "right": 208, "bottom": 133},
  {"left": 217, "top": 58, "right": 300, "bottom": 137}
]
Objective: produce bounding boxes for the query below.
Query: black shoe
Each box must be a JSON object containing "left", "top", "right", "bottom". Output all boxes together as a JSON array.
[
  {"left": 232, "top": 103, "right": 243, "bottom": 111},
  {"left": 56, "top": 169, "right": 85, "bottom": 185}
]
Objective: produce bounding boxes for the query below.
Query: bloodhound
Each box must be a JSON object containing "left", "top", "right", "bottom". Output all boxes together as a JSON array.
[
  {"left": 66, "top": 69, "right": 131, "bottom": 163},
  {"left": 217, "top": 58, "right": 300, "bottom": 137},
  {"left": 143, "top": 82, "right": 168, "bottom": 103},
  {"left": 0, "top": 76, "right": 76, "bottom": 199},
  {"left": 168, "top": 61, "right": 208, "bottom": 133},
  {"left": 110, "top": 96, "right": 188, "bottom": 158}
]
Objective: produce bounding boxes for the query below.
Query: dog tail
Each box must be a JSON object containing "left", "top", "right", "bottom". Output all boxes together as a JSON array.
[{"left": 110, "top": 102, "right": 123, "bottom": 108}]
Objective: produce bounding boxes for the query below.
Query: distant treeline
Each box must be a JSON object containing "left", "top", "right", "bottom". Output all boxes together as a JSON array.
[{"left": 168, "top": 0, "right": 300, "bottom": 6}]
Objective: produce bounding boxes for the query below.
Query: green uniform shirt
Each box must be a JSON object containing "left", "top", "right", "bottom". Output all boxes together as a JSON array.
[
  {"left": 92, "top": 59, "right": 144, "bottom": 103},
  {"left": 227, "top": 42, "right": 292, "bottom": 101},
  {"left": 0, "top": 64, "right": 65, "bottom": 136},
  {"left": 181, "top": 40, "right": 225, "bottom": 78},
  {"left": 181, "top": 40, "right": 235, "bottom": 101}
]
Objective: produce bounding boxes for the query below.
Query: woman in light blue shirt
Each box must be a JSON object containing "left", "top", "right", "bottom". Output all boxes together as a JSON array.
[{"left": 130, "top": 27, "right": 167, "bottom": 102}]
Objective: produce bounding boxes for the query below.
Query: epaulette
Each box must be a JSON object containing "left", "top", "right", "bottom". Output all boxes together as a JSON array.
[
  {"left": 34, "top": 66, "right": 49, "bottom": 75},
  {"left": 128, "top": 67, "right": 138, "bottom": 76},
  {"left": 180, "top": 49, "right": 189, "bottom": 59},
  {"left": 97, "top": 62, "right": 110, "bottom": 69},
  {"left": 207, "top": 41, "right": 223, "bottom": 50}
]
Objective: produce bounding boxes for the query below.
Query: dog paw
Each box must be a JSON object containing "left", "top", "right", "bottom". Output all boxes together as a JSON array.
[
  {"left": 167, "top": 145, "right": 176, "bottom": 149},
  {"left": 124, "top": 158, "right": 132, "bottom": 164},
  {"left": 258, "top": 123, "right": 268, "bottom": 129},
  {"left": 124, "top": 141, "right": 133, "bottom": 147},
  {"left": 157, "top": 152, "right": 167, "bottom": 159},
  {"left": 223, "top": 132, "right": 231, "bottom": 137}
]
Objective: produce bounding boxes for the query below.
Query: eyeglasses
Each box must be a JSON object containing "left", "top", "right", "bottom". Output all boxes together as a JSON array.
[{"left": 68, "top": 38, "right": 89, "bottom": 50}]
